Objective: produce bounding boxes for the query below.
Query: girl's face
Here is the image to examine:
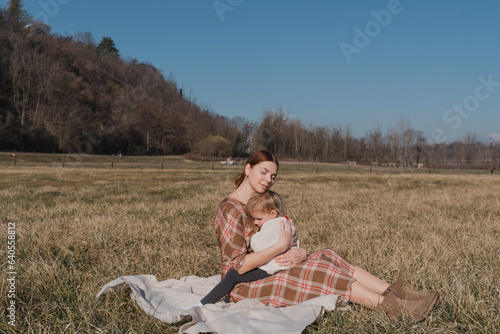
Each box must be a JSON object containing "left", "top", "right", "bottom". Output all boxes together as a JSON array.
[
  {"left": 245, "top": 161, "right": 278, "bottom": 193},
  {"left": 249, "top": 209, "right": 278, "bottom": 230}
]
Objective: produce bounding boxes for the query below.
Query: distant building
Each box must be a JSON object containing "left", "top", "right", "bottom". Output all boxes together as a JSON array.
[
  {"left": 221, "top": 158, "right": 236, "bottom": 165},
  {"left": 488, "top": 142, "right": 500, "bottom": 148}
]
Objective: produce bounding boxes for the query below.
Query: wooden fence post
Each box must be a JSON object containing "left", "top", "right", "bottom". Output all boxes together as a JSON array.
[
  {"left": 111, "top": 154, "right": 114, "bottom": 169},
  {"left": 161, "top": 156, "right": 164, "bottom": 170},
  {"left": 13, "top": 151, "right": 17, "bottom": 166},
  {"left": 62, "top": 154, "right": 66, "bottom": 168}
]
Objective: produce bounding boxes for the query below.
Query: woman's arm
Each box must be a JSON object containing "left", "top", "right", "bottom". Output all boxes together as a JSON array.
[
  {"left": 237, "top": 219, "right": 294, "bottom": 274},
  {"left": 274, "top": 248, "right": 307, "bottom": 267},
  {"left": 215, "top": 200, "right": 253, "bottom": 273},
  {"left": 237, "top": 244, "right": 286, "bottom": 275},
  {"left": 274, "top": 218, "right": 306, "bottom": 267}
]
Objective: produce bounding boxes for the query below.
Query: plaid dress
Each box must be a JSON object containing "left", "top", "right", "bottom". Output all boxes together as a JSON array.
[{"left": 214, "top": 197, "right": 356, "bottom": 307}]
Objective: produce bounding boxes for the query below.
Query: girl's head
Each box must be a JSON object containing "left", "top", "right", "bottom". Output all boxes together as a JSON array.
[
  {"left": 245, "top": 190, "right": 287, "bottom": 229},
  {"left": 234, "top": 150, "right": 279, "bottom": 192}
]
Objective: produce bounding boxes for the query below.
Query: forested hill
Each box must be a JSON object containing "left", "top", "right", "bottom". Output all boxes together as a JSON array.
[{"left": 0, "top": 2, "right": 250, "bottom": 156}]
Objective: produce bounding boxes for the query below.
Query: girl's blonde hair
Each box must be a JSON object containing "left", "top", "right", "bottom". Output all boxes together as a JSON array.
[{"left": 245, "top": 190, "right": 287, "bottom": 217}]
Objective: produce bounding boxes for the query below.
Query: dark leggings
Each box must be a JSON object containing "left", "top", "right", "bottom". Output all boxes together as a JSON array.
[{"left": 201, "top": 268, "right": 270, "bottom": 305}]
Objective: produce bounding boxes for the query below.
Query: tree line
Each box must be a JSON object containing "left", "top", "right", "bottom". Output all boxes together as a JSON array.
[
  {"left": 253, "top": 109, "right": 499, "bottom": 168},
  {"left": 1, "top": 1, "right": 498, "bottom": 169}
]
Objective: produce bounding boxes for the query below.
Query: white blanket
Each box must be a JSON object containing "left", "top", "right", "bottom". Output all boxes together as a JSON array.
[{"left": 96, "top": 274, "right": 345, "bottom": 334}]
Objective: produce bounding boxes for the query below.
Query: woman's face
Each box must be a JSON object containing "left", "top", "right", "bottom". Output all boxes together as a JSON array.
[{"left": 245, "top": 161, "right": 278, "bottom": 193}]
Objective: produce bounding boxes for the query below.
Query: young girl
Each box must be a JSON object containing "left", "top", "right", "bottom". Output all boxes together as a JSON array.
[{"left": 183, "top": 190, "right": 298, "bottom": 309}]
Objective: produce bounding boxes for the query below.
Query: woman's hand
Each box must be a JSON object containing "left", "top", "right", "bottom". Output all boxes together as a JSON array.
[
  {"left": 275, "top": 248, "right": 307, "bottom": 268},
  {"left": 277, "top": 219, "right": 294, "bottom": 253}
]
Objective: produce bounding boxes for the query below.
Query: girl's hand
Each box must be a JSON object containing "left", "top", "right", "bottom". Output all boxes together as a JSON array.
[
  {"left": 291, "top": 229, "right": 299, "bottom": 247},
  {"left": 275, "top": 248, "right": 307, "bottom": 268},
  {"left": 277, "top": 219, "right": 294, "bottom": 253}
]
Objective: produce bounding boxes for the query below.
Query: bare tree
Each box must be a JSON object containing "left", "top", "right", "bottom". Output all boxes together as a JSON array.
[
  {"left": 366, "top": 123, "right": 384, "bottom": 163},
  {"left": 400, "top": 118, "right": 415, "bottom": 167},
  {"left": 342, "top": 123, "right": 352, "bottom": 161},
  {"left": 462, "top": 132, "right": 478, "bottom": 165}
]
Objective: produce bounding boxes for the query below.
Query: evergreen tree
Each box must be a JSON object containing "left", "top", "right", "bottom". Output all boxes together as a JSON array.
[
  {"left": 6, "top": 0, "right": 27, "bottom": 31},
  {"left": 0, "top": 6, "right": 5, "bottom": 27},
  {"left": 96, "top": 36, "right": 119, "bottom": 57}
]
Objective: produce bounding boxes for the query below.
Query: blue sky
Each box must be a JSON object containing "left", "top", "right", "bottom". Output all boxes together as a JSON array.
[{"left": 15, "top": 0, "right": 500, "bottom": 142}]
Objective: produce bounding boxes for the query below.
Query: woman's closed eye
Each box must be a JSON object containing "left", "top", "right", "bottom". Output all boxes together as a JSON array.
[{"left": 260, "top": 169, "right": 277, "bottom": 180}]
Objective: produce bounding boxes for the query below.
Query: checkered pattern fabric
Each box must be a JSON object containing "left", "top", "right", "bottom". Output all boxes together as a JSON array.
[{"left": 214, "top": 197, "right": 356, "bottom": 307}]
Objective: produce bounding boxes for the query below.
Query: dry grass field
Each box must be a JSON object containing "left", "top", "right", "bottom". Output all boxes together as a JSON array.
[{"left": 1, "top": 154, "right": 499, "bottom": 333}]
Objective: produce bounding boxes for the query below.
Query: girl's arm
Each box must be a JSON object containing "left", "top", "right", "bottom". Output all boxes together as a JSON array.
[{"left": 237, "top": 219, "right": 294, "bottom": 274}]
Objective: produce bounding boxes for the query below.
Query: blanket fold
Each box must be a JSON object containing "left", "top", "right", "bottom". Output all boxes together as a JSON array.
[{"left": 97, "top": 275, "right": 343, "bottom": 334}]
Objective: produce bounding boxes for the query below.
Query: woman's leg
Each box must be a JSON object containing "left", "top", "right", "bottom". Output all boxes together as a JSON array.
[
  {"left": 352, "top": 265, "right": 390, "bottom": 295},
  {"left": 349, "top": 281, "right": 384, "bottom": 308},
  {"left": 349, "top": 266, "right": 442, "bottom": 322}
]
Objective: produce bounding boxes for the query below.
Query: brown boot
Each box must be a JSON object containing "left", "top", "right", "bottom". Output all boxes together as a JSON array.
[
  {"left": 378, "top": 289, "right": 440, "bottom": 323},
  {"left": 382, "top": 280, "right": 446, "bottom": 304},
  {"left": 382, "top": 280, "right": 426, "bottom": 299}
]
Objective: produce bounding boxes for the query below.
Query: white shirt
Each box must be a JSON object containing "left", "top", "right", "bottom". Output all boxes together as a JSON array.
[{"left": 250, "top": 217, "right": 300, "bottom": 274}]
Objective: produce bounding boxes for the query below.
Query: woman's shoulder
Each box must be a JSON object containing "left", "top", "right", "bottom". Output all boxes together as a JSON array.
[
  {"left": 219, "top": 196, "right": 244, "bottom": 208},
  {"left": 214, "top": 196, "right": 253, "bottom": 232},
  {"left": 217, "top": 196, "right": 246, "bottom": 216}
]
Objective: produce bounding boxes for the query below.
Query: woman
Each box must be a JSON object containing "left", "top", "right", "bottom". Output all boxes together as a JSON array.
[{"left": 214, "top": 150, "right": 442, "bottom": 322}]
